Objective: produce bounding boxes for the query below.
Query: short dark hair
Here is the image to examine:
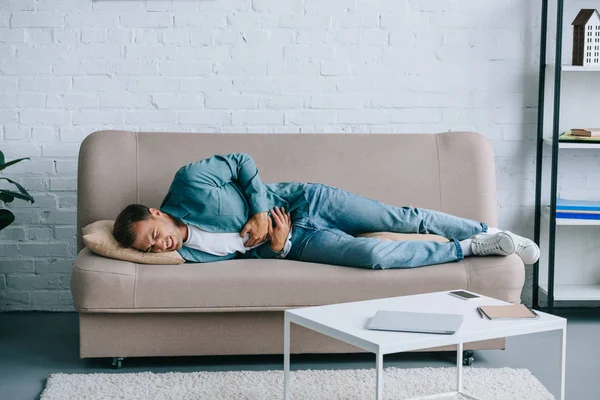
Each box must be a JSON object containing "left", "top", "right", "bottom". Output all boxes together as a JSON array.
[{"left": 113, "top": 204, "right": 153, "bottom": 248}]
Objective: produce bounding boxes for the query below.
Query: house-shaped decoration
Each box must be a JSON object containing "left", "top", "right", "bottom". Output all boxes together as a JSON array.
[{"left": 572, "top": 9, "right": 600, "bottom": 66}]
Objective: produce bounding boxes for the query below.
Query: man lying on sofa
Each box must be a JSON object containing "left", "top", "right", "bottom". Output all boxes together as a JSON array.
[{"left": 112, "top": 153, "right": 540, "bottom": 268}]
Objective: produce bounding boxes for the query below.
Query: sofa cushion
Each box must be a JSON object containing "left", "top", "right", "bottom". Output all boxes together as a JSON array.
[
  {"left": 71, "top": 247, "right": 524, "bottom": 312},
  {"left": 83, "top": 220, "right": 185, "bottom": 265}
]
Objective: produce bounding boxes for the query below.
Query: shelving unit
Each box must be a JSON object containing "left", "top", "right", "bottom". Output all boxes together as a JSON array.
[
  {"left": 539, "top": 284, "right": 600, "bottom": 301},
  {"left": 542, "top": 137, "right": 600, "bottom": 149},
  {"left": 533, "top": 1, "right": 600, "bottom": 313},
  {"left": 547, "top": 63, "right": 600, "bottom": 72}
]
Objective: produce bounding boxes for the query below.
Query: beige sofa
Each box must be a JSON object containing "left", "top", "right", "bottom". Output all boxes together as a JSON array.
[{"left": 70, "top": 131, "right": 525, "bottom": 365}]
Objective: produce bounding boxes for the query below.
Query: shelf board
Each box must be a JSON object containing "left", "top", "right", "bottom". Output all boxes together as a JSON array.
[
  {"left": 543, "top": 137, "right": 600, "bottom": 149},
  {"left": 547, "top": 64, "right": 600, "bottom": 72},
  {"left": 539, "top": 284, "right": 600, "bottom": 301},
  {"left": 542, "top": 207, "right": 600, "bottom": 225}
]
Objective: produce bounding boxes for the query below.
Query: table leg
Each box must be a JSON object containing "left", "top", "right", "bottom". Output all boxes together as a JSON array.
[
  {"left": 376, "top": 351, "right": 383, "bottom": 400},
  {"left": 559, "top": 327, "right": 566, "bottom": 400},
  {"left": 284, "top": 315, "right": 290, "bottom": 400},
  {"left": 457, "top": 343, "right": 463, "bottom": 393}
]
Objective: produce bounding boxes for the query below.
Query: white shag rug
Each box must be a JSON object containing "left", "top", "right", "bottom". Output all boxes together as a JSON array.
[{"left": 41, "top": 367, "right": 554, "bottom": 400}]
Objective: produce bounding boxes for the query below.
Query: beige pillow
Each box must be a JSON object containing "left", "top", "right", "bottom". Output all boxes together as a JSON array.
[
  {"left": 355, "top": 232, "right": 449, "bottom": 243},
  {"left": 82, "top": 220, "right": 185, "bottom": 265}
]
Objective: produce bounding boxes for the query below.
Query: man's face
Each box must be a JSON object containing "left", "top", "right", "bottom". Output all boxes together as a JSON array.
[{"left": 131, "top": 208, "right": 183, "bottom": 253}]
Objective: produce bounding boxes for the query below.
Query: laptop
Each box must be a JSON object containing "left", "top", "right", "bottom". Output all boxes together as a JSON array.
[{"left": 367, "top": 310, "right": 463, "bottom": 335}]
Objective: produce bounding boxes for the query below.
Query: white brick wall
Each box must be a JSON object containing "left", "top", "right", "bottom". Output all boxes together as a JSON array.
[{"left": 1, "top": 0, "right": 599, "bottom": 311}]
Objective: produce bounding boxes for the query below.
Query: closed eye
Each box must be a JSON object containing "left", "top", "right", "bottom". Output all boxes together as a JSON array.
[{"left": 145, "top": 230, "right": 157, "bottom": 253}]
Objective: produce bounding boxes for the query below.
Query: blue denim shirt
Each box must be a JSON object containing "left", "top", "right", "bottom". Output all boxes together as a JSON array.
[{"left": 159, "top": 153, "right": 307, "bottom": 263}]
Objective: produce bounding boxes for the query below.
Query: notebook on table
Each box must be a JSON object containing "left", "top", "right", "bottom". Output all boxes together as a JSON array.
[
  {"left": 478, "top": 304, "right": 539, "bottom": 320},
  {"left": 367, "top": 310, "right": 463, "bottom": 335}
]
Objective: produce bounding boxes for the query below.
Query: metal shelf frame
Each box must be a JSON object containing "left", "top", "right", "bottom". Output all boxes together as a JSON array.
[
  {"left": 534, "top": 0, "right": 561, "bottom": 313},
  {"left": 534, "top": 1, "right": 600, "bottom": 313}
]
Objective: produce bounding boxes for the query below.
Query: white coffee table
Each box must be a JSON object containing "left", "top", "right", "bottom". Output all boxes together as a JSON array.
[{"left": 283, "top": 291, "right": 566, "bottom": 400}]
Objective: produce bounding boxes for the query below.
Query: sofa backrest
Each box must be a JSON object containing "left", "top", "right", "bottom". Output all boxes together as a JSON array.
[{"left": 76, "top": 131, "right": 497, "bottom": 252}]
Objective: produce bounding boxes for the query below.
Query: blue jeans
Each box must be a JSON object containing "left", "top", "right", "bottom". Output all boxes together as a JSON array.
[{"left": 287, "top": 184, "right": 487, "bottom": 269}]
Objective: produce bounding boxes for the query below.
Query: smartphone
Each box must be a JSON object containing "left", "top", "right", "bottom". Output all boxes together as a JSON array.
[{"left": 448, "top": 290, "right": 481, "bottom": 300}]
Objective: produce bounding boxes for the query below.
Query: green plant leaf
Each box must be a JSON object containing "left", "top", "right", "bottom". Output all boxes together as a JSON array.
[
  {"left": 0, "top": 177, "right": 34, "bottom": 203},
  {"left": 0, "top": 209, "right": 15, "bottom": 231},
  {"left": 0, "top": 192, "right": 15, "bottom": 203},
  {"left": 0, "top": 150, "right": 4, "bottom": 165},
  {"left": 0, "top": 190, "right": 33, "bottom": 203},
  {"left": 0, "top": 157, "right": 30, "bottom": 171}
]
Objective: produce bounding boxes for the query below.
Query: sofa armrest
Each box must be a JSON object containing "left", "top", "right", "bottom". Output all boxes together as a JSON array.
[
  {"left": 463, "top": 254, "right": 525, "bottom": 303},
  {"left": 71, "top": 248, "right": 137, "bottom": 311}
]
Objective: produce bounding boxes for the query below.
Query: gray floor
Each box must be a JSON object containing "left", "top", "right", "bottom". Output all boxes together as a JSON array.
[{"left": 1, "top": 311, "right": 599, "bottom": 400}]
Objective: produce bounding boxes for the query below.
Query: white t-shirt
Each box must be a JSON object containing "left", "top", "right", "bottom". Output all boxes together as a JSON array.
[{"left": 183, "top": 224, "right": 292, "bottom": 258}]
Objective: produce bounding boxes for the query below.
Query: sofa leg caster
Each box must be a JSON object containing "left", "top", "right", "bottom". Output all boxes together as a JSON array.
[
  {"left": 462, "top": 350, "right": 474, "bottom": 366},
  {"left": 111, "top": 357, "right": 124, "bottom": 369}
]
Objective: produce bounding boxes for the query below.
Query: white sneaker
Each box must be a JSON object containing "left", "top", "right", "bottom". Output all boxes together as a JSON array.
[
  {"left": 504, "top": 231, "right": 540, "bottom": 264},
  {"left": 471, "top": 232, "right": 515, "bottom": 257}
]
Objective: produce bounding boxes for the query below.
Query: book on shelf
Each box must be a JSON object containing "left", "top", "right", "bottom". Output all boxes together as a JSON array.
[
  {"left": 571, "top": 128, "right": 600, "bottom": 137},
  {"left": 556, "top": 198, "right": 600, "bottom": 212},
  {"left": 555, "top": 209, "right": 600, "bottom": 214},
  {"left": 556, "top": 212, "right": 600, "bottom": 220},
  {"left": 559, "top": 131, "right": 600, "bottom": 142},
  {"left": 548, "top": 198, "right": 600, "bottom": 219}
]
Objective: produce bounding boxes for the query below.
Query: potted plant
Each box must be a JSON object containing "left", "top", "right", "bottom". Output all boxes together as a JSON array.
[{"left": 0, "top": 150, "right": 34, "bottom": 231}]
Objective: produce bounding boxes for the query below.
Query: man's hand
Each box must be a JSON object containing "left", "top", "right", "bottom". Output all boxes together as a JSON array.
[
  {"left": 240, "top": 211, "right": 270, "bottom": 247},
  {"left": 268, "top": 206, "right": 291, "bottom": 252}
]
